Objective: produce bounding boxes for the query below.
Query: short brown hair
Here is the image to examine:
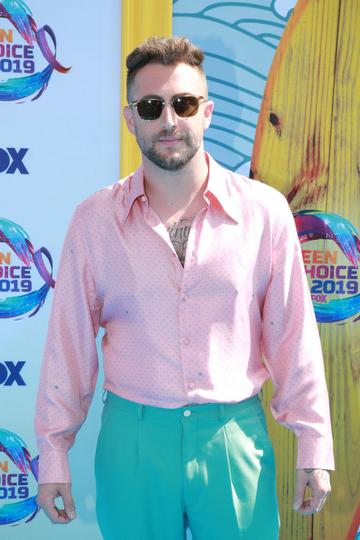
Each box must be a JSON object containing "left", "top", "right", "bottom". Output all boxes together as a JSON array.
[{"left": 126, "top": 36, "right": 205, "bottom": 100}]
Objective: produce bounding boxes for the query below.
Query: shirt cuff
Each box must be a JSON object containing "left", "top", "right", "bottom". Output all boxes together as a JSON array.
[
  {"left": 296, "top": 435, "right": 335, "bottom": 470},
  {"left": 38, "top": 451, "right": 71, "bottom": 484}
]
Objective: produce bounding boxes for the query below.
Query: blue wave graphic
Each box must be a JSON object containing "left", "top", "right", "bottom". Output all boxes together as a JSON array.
[
  {"left": 295, "top": 210, "right": 360, "bottom": 324},
  {"left": 0, "top": 217, "right": 54, "bottom": 319},
  {"left": 173, "top": 0, "right": 297, "bottom": 174},
  {"left": 0, "top": 429, "right": 40, "bottom": 525}
]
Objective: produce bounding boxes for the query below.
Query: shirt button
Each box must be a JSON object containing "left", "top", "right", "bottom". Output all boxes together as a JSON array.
[
  {"left": 182, "top": 337, "right": 190, "bottom": 346},
  {"left": 184, "top": 410, "right": 191, "bottom": 417},
  {"left": 187, "top": 382, "right": 195, "bottom": 390},
  {"left": 140, "top": 195, "right": 147, "bottom": 202}
]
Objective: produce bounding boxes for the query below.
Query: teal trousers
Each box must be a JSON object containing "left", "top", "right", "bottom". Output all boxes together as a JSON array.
[{"left": 95, "top": 392, "right": 280, "bottom": 540}]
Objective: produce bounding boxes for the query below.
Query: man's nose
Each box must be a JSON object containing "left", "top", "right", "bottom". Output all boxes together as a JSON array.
[{"left": 159, "top": 102, "right": 177, "bottom": 127}]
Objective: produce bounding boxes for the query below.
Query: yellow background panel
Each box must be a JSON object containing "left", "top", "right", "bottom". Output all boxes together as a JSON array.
[{"left": 121, "top": 0, "right": 172, "bottom": 177}]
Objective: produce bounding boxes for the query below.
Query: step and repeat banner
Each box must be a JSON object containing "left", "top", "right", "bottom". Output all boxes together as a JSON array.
[{"left": 1, "top": 1, "right": 120, "bottom": 539}]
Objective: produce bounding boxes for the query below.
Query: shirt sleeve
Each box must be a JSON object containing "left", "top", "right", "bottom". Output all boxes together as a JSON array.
[
  {"left": 261, "top": 194, "right": 335, "bottom": 470},
  {"left": 35, "top": 205, "right": 101, "bottom": 483}
]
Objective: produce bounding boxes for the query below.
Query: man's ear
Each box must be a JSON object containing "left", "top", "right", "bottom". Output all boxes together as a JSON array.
[
  {"left": 124, "top": 106, "right": 136, "bottom": 135},
  {"left": 203, "top": 100, "right": 214, "bottom": 130}
]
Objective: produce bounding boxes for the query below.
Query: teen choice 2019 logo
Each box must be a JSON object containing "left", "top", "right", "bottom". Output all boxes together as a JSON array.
[
  {"left": 0, "top": 0, "right": 70, "bottom": 102},
  {"left": 0, "top": 217, "right": 55, "bottom": 319},
  {"left": 295, "top": 210, "right": 360, "bottom": 324},
  {"left": 0, "top": 429, "right": 40, "bottom": 526}
]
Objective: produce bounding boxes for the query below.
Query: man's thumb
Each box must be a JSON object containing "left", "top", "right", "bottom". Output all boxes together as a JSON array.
[{"left": 61, "top": 487, "right": 76, "bottom": 520}]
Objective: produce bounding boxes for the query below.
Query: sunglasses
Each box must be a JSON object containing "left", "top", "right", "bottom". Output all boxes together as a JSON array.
[{"left": 129, "top": 95, "right": 206, "bottom": 120}]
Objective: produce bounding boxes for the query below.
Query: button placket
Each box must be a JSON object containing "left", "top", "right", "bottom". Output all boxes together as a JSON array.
[{"left": 179, "top": 212, "right": 207, "bottom": 407}]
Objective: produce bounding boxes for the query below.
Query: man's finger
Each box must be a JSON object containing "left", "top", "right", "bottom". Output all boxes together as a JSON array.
[
  {"left": 293, "top": 471, "right": 307, "bottom": 511},
  {"left": 315, "top": 493, "right": 328, "bottom": 513},
  {"left": 41, "top": 497, "right": 71, "bottom": 524}
]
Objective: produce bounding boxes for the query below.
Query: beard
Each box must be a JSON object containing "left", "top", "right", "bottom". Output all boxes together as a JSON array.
[{"left": 135, "top": 127, "right": 201, "bottom": 171}]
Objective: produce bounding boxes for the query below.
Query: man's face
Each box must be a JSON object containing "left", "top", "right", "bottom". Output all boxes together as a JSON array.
[{"left": 124, "top": 62, "right": 214, "bottom": 171}]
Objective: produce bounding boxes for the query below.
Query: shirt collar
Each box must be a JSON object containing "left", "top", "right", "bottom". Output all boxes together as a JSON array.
[
  {"left": 118, "top": 164, "right": 146, "bottom": 225},
  {"left": 204, "top": 153, "right": 241, "bottom": 224},
  {"left": 118, "top": 153, "right": 241, "bottom": 225}
]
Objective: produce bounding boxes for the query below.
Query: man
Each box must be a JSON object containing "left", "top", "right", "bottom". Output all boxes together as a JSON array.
[{"left": 36, "top": 36, "right": 334, "bottom": 539}]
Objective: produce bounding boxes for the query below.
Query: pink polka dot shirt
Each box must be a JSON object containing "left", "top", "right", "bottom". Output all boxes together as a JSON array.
[{"left": 35, "top": 153, "right": 334, "bottom": 483}]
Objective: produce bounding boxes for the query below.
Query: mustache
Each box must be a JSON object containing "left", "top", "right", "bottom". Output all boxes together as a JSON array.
[{"left": 155, "top": 129, "right": 184, "bottom": 140}]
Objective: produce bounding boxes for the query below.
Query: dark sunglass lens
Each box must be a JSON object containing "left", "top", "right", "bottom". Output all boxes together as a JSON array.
[
  {"left": 137, "top": 99, "right": 163, "bottom": 119},
  {"left": 173, "top": 96, "right": 199, "bottom": 117}
]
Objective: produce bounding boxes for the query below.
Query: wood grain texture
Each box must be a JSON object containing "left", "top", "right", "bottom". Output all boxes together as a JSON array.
[
  {"left": 313, "top": 1, "right": 360, "bottom": 538},
  {"left": 251, "top": 0, "right": 338, "bottom": 212},
  {"left": 252, "top": 1, "right": 359, "bottom": 538},
  {"left": 120, "top": 0, "right": 172, "bottom": 177}
]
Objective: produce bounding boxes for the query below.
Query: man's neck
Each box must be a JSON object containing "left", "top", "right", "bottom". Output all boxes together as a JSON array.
[{"left": 142, "top": 150, "right": 209, "bottom": 226}]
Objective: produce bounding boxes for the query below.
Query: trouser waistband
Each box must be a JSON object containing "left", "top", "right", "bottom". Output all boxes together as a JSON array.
[{"left": 103, "top": 390, "right": 262, "bottom": 422}]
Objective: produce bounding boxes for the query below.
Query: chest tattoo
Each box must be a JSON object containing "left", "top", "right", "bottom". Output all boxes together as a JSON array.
[{"left": 167, "top": 218, "right": 194, "bottom": 267}]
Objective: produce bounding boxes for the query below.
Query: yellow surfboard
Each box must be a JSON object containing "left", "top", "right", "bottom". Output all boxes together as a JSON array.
[{"left": 251, "top": 1, "right": 360, "bottom": 539}]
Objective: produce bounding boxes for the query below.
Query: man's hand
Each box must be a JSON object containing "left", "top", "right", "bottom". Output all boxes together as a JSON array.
[
  {"left": 293, "top": 469, "right": 331, "bottom": 515},
  {"left": 37, "top": 483, "right": 76, "bottom": 524}
]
